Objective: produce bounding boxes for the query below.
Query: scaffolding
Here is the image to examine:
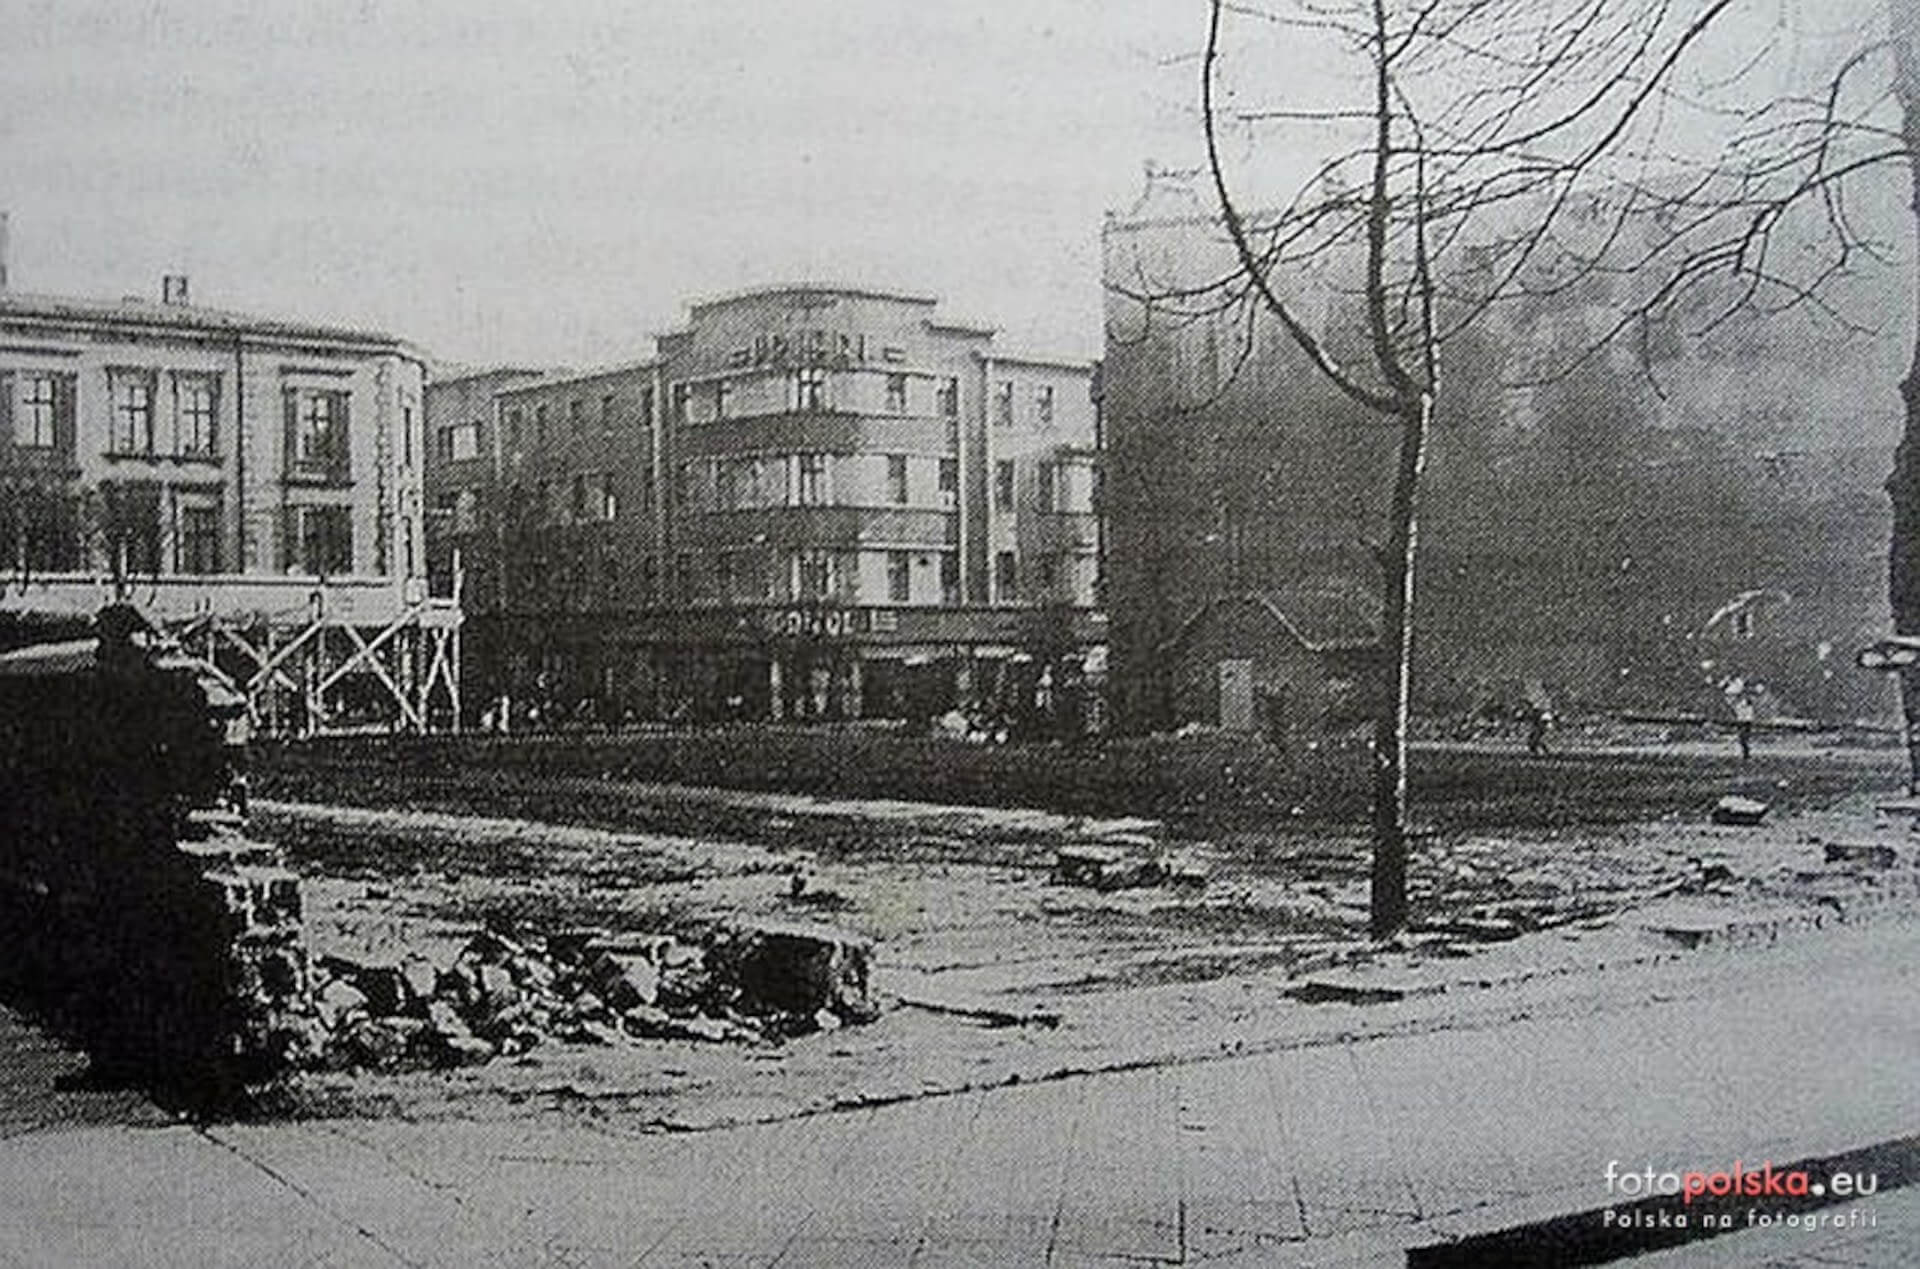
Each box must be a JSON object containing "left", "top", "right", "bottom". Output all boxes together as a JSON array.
[{"left": 0, "top": 568, "right": 462, "bottom": 737}]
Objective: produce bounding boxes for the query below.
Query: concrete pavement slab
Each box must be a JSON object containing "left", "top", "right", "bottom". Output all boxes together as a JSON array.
[{"left": 0, "top": 916, "right": 1914, "bottom": 1266}]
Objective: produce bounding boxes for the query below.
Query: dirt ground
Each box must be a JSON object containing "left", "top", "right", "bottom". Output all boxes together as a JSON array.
[{"left": 251, "top": 730, "right": 1920, "bottom": 1128}]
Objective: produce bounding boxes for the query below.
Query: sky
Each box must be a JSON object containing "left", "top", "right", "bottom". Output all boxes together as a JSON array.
[
  {"left": 0, "top": 0, "right": 1215, "bottom": 368},
  {"left": 0, "top": 1, "right": 1900, "bottom": 374}
]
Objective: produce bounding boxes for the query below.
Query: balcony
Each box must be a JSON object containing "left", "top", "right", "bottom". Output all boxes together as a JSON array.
[
  {"left": 679, "top": 413, "right": 951, "bottom": 457},
  {"left": 689, "top": 505, "right": 957, "bottom": 548}
]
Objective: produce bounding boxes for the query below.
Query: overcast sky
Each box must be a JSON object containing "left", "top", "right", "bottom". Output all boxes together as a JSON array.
[
  {"left": 1, "top": 0, "right": 1215, "bottom": 368},
  {"left": 0, "top": 1, "right": 1899, "bottom": 373}
]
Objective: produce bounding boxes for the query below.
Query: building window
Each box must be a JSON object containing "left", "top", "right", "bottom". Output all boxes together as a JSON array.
[
  {"left": 673, "top": 552, "right": 695, "bottom": 605},
  {"left": 1036, "top": 384, "right": 1055, "bottom": 429},
  {"left": 885, "top": 373, "right": 908, "bottom": 413},
  {"left": 449, "top": 422, "right": 480, "bottom": 463},
  {"left": 5, "top": 487, "right": 78, "bottom": 571},
  {"left": 886, "top": 454, "right": 909, "bottom": 506},
  {"left": 535, "top": 404, "right": 550, "bottom": 445},
  {"left": 940, "top": 553, "right": 960, "bottom": 606},
  {"left": 505, "top": 408, "right": 524, "bottom": 450},
  {"left": 995, "top": 550, "right": 1018, "bottom": 603},
  {"left": 795, "top": 452, "right": 830, "bottom": 506},
  {"left": 938, "top": 376, "right": 959, "bottom": 418},
  {"left": 887, "top": 550, "right": 911, "bottom": 603},
  {"left": 671, "top": 383, "right": 690, "bottom": 424},
  {"left": 994, "top": 459, "right": 1015, "bottom": 511},
  {"left": 288, "top": 389, "right": 349, "bottom": 479},
  {"left": 569, "top": 398, "right": 585, "bottom": 433},
  {"left": 1036, "top": 555, "right": 1057, "bottom": 593},
  {"left": 938, "top": 457, "right": 958, "bottom": 508},
  {"left": 571, "top": 473, "right": 588, "bottom": 522},
  {"left": 638, "top": 463, "right": 655, "bottom": 517},
  {"left": 795, "top": 367, "right": 828, "bottom": 413},
  {"left": 720, "top": 455, "right": 774, "bottom": 511},
  {"left": 716, "top": 551, "right": 737, "bottom": 603},
  {"left": 639, "top": 385, "right": 654, "bottom": 429},
  {"left": 14, "top": 372, "right": 67, "bottom": 449},
  {"left": 641, "top": 555, "right": 659, "bottom": 606},
  {"left": 715, "top": 378, "right": 733, "bottom": 420},
  {"left": 601, "top": 394, "right": 617, "bottom": 433},
  {"left": 794, "top": 549, "right": 833, "bottom": 601},
  {"left": 675, "top": 461, "right": 700, "bottom": 512},
  {"left": 994, "top": 381, "right": 1014, "bottom": 428},
  {"left": 111, "top": 371, "right": 157, "bottom": 455},
  {"left": 402, "top": 403, "right": 415, "bottom": 467},
  {"left": 600, "top": 473, "right": 619, "bottom": 520},
  {"left": 179, "top": 503, "right": 221, "bottom": 574},
  {"left": 169, "top": 374, "right": 219, "bottom": 458},
  {"left": 297, "top": 504, "right": 353, "bottom": 575},
  {"left": 1037, "top": 461, "right": 1057, "bottom": 512},
  {"left": 102, "top": 482, "right": 162, "bottom": 575},
  {"left": 454, "top": 488, "right": 478, "bottom": 533},
  {"left": 601, "top": 551, "right": 619, "bottom": 604}
]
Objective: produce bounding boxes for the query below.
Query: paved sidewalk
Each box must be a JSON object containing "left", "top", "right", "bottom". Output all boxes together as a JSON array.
[{"left": 0, "top": 919, "right": 1915, "bottom": 1267}]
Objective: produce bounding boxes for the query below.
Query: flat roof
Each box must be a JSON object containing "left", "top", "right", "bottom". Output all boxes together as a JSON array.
[
  {"left": 927, "top": 318, "right": 998, "bottom": 338},
  {"left": 495, "top": 358, "right": 658, "bottom": 397},
  {"left": 686, "top": 281, "right": 940, "bottom": 312},
  {"left": 0, "top": 289, "right": 419, "bottom": 355},
  {"left": 993, "top": 350, "right": 1095, "bottom": 372},
  {"left": 428, "top": 364, "right": 552, "bottom": 389}
]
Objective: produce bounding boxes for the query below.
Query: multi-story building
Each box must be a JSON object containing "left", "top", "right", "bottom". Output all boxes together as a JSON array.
[
  {"left": 427, "top": 283, "right": 1104, "bottom": 724},
  {"left": 0, "top": 277, "right": 455, "bottom": 733},
  {"left": 1101, "top": 175, "right": 1899, "bottom": 735},
  {"left": 420, "top": 364, "right": 549, "bottom": 610}
]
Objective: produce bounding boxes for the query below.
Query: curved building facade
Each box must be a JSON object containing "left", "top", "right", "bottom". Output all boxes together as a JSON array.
[{"left": 429, "top": 284, "right": 1104, "bottom": 725}]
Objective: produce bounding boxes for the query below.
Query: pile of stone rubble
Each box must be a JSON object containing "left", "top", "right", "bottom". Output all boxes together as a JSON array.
[{"left": 306, "top": 919, "right": 876, "bottom": 1072}]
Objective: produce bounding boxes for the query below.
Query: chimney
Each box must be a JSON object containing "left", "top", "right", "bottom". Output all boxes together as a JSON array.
[
  {"left": 0, "top": 212, "right": 10, "bottom": 291},
  {"left": 161, "top": 274, "right": 190, "bottom": 306}
]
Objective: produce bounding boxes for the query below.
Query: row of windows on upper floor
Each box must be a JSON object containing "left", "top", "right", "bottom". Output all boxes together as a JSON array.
[
  {"left": 435, "top": 451, "right": 1098, "bottom": 531},
  {"left": 677, "top": 370, "right": 1067, "bottom": 430},
  {"left": 475, "top": 542, "right": 1098, "bottom": 611},
  {"left": 0, "top": 486, "right": 366, "bottom": 579},
  {"left": 2, "top": 369, "right": 416, "bottom": 481},
  {"left": 457, "top": 369, "right": 1083, "bottom": 464}
]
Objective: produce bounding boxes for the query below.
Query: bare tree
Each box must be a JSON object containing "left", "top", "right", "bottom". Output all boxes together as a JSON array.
[
  {"left": 1175, "top": 0, "right": 1896, "bottom": 938},
  {"left": 1882, "top": 3, "right": 1920, "bottom": 790}
]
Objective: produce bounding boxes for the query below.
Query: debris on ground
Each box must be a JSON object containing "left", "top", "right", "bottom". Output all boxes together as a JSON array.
[
  {"left": 1286, "top": 974, "right": 1446, "bottom": 1006},
  {"left": 708, "top": 919, "right": 879, "bottom": 1023},
  {"left": 1052, "top": 845, "right": 1208, "bottom": 892},
  {"left": 305, "top": 920, "right": 880, "bottom": 1072},
  {"left": 1410, "top": 916, "right": 1526, "bottom": 943},
  {"left": 1822, "top": 840, "right": 1901, "bottom": 869},
  {"left": 1711, "top": 795, "right": 1769, "bottom": 827}
]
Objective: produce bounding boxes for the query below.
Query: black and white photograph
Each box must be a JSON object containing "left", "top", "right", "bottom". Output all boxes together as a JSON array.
[{"left": 0, "top": 1, "right": 1916, "bottom": 1264}]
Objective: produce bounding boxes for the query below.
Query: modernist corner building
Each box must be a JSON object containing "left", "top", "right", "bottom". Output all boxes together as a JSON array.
[
  {"left": 0, "top": 273, "right": 454, "bottom": 735},
  {"left": 426, "top": 283, "right": 1105, "bottom": 724}
]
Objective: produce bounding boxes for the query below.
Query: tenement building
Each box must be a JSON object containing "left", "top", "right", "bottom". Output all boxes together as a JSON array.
[
  {"left": 0, "top": 278, "right": 455, "bottom": 734},
  {"left": 426, "top": 283, "right": 1104, "bottom": 725},
  {"left": 1101, "top": 171, "right": 1898, "bottom": 737}
]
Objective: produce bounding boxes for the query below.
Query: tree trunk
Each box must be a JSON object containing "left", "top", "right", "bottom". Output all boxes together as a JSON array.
[
  {"left": 1887, "top": 0, "right": 1920, "bottom": 794},
  {"left": 1370, "top": 389, "right": 1433, "bottom": 940}
]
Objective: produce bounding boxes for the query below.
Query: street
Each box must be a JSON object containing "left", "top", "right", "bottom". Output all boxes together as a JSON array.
[{"left": 3, "top": 907, "right": 1915, "bottom": 1266}]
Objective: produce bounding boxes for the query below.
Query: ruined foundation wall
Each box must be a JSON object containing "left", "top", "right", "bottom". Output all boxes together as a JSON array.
[{"left": 0, "top": 657, "right": 313, "bottom": 1094}]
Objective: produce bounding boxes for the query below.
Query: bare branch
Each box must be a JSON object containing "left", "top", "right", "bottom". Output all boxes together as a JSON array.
[{"left": 1202, "top": 0, "right": 1401, "bottom": 415}]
